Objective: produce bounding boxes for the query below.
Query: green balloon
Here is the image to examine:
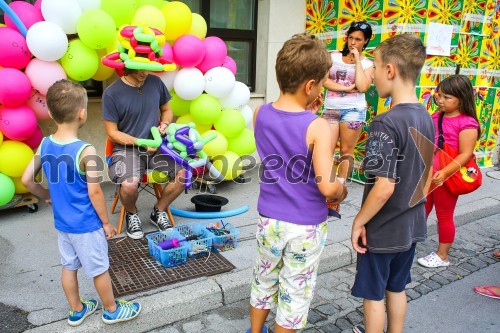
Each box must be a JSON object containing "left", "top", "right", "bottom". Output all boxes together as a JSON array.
[
  {"left": 214, "top": 109, "right": 246, "bottom": 138},
  {"left": 61, "top": 39, "right": 99, "bottom": 81},
  {"left": 190, "top": 94, "right": 222, "bottom": 125},
  {"left": 102, "top": 0, "right": 138, "bottom": 28},
  {"left": 77, "top": 9, "right": 117, "bottom": 50},
  {"left": 137, "top": 0, "right": 164, "bottom": 8},
  {"left": 227, "top": 129, "right": 256, "bottom": 156},
  {"left": 170, "top": 91, "right": 191, "bottom": 117},
  {"left": 0, "top": 173, "right": 15, "bottom": 207}
]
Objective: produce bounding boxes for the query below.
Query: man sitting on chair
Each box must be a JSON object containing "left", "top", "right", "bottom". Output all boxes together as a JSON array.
[{"left": 102, "top": 68, "right": 185, "bottom": 239}]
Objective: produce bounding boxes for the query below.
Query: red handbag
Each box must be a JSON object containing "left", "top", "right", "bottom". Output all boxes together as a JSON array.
[{"left": 437, "top": 112, "right": 482, "bottom": 195}]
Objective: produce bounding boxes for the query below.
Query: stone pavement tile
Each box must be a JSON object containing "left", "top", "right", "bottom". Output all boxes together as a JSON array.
[
  {"left": 335, "top": 318, "right": 352, "bottom": 330},
  {"left": 182, "top": 320, "right": 205, "bottom": 333},
  {"left": 467, "top": 257, "right": 488, "bottom": 269},
  {"left": 334, "top": 283, "right": 351, "bottom": 292},
  {"left": 430, "top": 274, "right": 451, "bottom": 286},
  {"left": 308, "top": 309, "right": 327, "bottom": 325},
  {"left": 346, "top": 310, "right": 363, "bottom": 326},
  {"left": 319, "top": 324, "right": 342, "bottom": 333},
  {"left": 414, "top": 283, "right": 432, "bottom": 295},
  {"left": 332, "top": 298, "right": 353, "bottom": 311},
  {"left": 476, "top": 253, "right": 497, "bottom": 264},
  {"left": 315, "top": 287, "right": 342, "bottom": 301},
  {"left": 447, "top": 265, "right": 470, "bottom": 278},
  {"left": 437, "top": 270, "right": 461, "bottom": 282},
  {"left": 422, "top": 279, "right": 441, "bottom": 290},
  {"left": 302, "top": 328, "right": 321, "bottom": 333},
  {"left": 459, "top": 262, "right": 479, "bottom": 272},
  {"left": 315, "top": 303, "right": 341, "bottom": 316},
  {"left": 150, "top": 327, "right": 181, "bottom": 333},
  {"left": 406, "top": 288, "right": 421, "bottom": 300}
]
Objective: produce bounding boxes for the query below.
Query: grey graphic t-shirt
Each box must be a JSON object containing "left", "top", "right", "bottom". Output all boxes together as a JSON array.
[{"left": 361, "top": 103, "right": 435, "bottom": 253}]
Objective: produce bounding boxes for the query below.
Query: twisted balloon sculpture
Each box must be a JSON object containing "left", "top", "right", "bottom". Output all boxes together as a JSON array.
[
  {"left": 136, "top": 124, "right": 224, "bottom": 188},
  {"left": 0, "top": 0, "right": 28, "bottom": 36}
]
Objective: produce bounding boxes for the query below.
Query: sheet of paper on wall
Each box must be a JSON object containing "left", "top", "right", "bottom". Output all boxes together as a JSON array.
[{"left": 426, "top": 22, "right": 453, "bottom": 56}]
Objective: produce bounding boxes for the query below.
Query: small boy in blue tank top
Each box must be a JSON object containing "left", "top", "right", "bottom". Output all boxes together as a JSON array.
[
  {"left": 248, "top": 33, "right": 348, "bottom": 333},
  {"left": 22, "top": 80, "right": 141, "bottom": 326}
]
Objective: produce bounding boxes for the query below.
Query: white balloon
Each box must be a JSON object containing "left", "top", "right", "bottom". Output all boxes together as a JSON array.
[
  {"left": 240, "top": 105, "right": 253, "bottom": 126},
  {"left": 41, "top": 0, "right": 82, "bottom": 34},
  {"left": 219, "top": 81, "right": 251, "bottom": 110},
  {"left": 153, "top": 69, "right": 178, "bottom": 91},
  {"left": 77, "top": 0, "right": 101, "bottom": 12},
  {"left": 26, "top": 21, "right": 68, "bottom": 62},
  {"left": 204, "top": 66, "right": 236, "bottom": 99},
  {"left": 173, "top": 68, "right": 205, "bottom": 100}
]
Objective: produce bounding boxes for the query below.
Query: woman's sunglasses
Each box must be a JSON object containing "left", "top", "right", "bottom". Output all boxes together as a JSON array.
[{"left": 352, "top": 22, "right": 369, "bottom": 30}]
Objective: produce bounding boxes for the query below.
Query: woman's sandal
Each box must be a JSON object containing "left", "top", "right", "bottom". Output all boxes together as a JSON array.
[
  {"left": 492, "top": 249, "right": 500, "bottom": 260},
  {"left": 473, "top": 286, "right": 500, "bottom": 300}
]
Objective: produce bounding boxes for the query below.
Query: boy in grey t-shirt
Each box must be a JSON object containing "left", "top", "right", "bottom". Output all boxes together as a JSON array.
[{"left": 350, "top": 34, "right": 434, "bottom": 333}]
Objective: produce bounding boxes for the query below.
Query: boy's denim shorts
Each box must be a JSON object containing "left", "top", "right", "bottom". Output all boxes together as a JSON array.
[
  {"left": 351, "top": 243, "right": 416, "bottom": 301},
  {"left": 322, "top": 108, "right": 366, "bottom": 129},
  {"left": 58, "top": 228, "right": 109, "bottom": 278}
]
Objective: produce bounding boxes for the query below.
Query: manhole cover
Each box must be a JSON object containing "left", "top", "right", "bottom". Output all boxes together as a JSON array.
[{"left": 108, "top": 235, "right": 235, "bottom": 297}]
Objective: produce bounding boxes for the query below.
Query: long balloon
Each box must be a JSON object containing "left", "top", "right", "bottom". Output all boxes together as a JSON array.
[
  {"left": 0, "top": 0, "right": 28, "bottom": 37},
  {"left": 169, "top": 205, "right": 249, "bottom": 219}
]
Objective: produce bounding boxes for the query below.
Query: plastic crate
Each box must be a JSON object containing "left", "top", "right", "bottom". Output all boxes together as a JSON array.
[
  {"left": 200, "top": 220, "right": 239, "bottom": 252},
  {"left": 146, "top": 230, "right": 189, "bottom": 267},
  {"left": 174, "top": 223, "right": 213, "bottom": 258}
]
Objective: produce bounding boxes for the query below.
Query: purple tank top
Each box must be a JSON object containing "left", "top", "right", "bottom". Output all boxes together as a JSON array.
[{"left": 255, "top": 103, "right": 327, "bottom": 225}]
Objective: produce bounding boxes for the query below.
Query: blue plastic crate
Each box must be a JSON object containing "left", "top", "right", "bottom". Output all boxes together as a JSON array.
[
  {"left": 200, "top": 220, "right": 239, "bottom": 252},
  {"left": 146, "top": 230, "right": 189, "bottom": 267},
  {"left": 174, "top": 223, "right": 213, "bottom": 258}
]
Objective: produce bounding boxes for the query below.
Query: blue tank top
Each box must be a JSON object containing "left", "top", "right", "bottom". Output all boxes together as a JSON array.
[
  {"left": 40, "top": 136, "right": 102, "bottom": 233},
  {"left": 255, "top": 103, "right": 327, "bottom": 225}
]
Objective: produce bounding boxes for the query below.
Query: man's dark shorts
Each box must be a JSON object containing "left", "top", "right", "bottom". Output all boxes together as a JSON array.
[
  {"left": 108, "top": 146, "right": 182, "bottom": 184},
  {"left": 351, "top": 243, "right": 416, "bottom": 301}
]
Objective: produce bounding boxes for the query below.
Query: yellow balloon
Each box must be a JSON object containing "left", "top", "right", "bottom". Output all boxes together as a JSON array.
[
  {"left": 148, "top": 170, "right": 169, "bottom": 183},
  {"left": 12, "top": 177, "right": 29, "bottom": 194},
  {"left": 212, "top": 151, "right": 242, "bottom": 181},
  {"left": 161, "top": 1, "right": 192, "bottom": 40},
  {"left": 176, "top": 114, "right": 211, "bottom": 133},
  {"left": 201, "top": 130, "right": 227, "bottom": 157},
  {"left": 0, "top": 131, "right": 3, "bottom": 145},
  {"left": 0, "top": 141, "right": 34, "bottom": 178},
  {"left": 132, "top": 5, "right": 166, "bottom": 33},
  {"left": 227, "top": 129, "right": 256, "bottom": 157},
  {"left": 93, "top": 49, "right": 116, "bottom": 81},
  {"left": 188, "top": 13, "right": 207, "bottom": 39}
]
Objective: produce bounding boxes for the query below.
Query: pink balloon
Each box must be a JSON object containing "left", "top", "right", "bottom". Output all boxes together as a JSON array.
[
  {"left": 0, "top": 69, "right": 32, "bottom": 107},
  {"left": 34, "top": 0, "right": 43, "bottom": 11},
  {"left": 173, "top": 34, "right": 205, "bottom": 68},
  {"left": 196, "top": 37, "right": 227, "bottom": 73},
  {"left": 0, "top": 105, "right": 38, "bottom": 141},
  {"left": 162, "top": 42, "right": 174, "bottom": 63},
  {"left": 25, "top": 59, "right": 67, "bottom": 95},
  {"left": 22, "top": 125, "right": 44, "bottom": 150},
  {"left": 222, "top": 56, "right": 237, "bottom": 75},
  {"left": 0, "top": 28, "right": 32, "bottom": 69},
  {"left": 5, "top": 1, "right": 44, "bottom": 32},
  {"left": 26, "top": 90, "right": 50, "bottom": 120}
]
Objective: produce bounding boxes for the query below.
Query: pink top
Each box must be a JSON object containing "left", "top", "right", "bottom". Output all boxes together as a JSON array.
[{"left": 432, "top": 112, "right": 479, "bottom": 149}]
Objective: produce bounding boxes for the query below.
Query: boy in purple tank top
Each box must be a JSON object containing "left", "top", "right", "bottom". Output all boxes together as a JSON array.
[
  {"left": 22, "top": 80, "right": 141, "bottom": 326},
  {"left": 247, "top": 33, "right": 348, "bottom": 333}
]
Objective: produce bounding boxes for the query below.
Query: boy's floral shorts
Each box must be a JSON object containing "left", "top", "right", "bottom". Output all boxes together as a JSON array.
[{"left": 250, "top": 216, "right": 327, "bottom": 329}]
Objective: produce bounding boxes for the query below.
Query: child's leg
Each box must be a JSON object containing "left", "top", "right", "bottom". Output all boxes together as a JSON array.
[
  {"left": 338, "top": 122, "right": 363, "bottom": 179},
  {"left": 62, "top": 268, "right": 83, "bottom": 312},
  {"left": 385, "top": 290, "right": 407, "bottom": 333},
  {"left": 434, "top": 186, "right": 459, "bottom": 261},
  {"left": 363, "top": 299, "right": 386, "bottom": 333},
  {"left": 275, "top": 222, "right": 327, "bottom": 332},
  {"left": 94, "top": 271, "right": 117, "bottom": 313},
  {"left": 249, "top": 307, "right": 271, "bottom": 333}
]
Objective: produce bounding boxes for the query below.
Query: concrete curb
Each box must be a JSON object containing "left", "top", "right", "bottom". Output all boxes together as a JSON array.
[{"left": 27, "top": 196, "right": 500, "bottom": 332}]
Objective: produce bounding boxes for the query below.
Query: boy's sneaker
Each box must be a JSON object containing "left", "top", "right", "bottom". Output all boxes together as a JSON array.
[
  {"left": 417, "top": 252, "right": 450, "bottom": 268},
  {"left": 245, "top": 326, "right": 268, "bottom": 333},
  {"left": 126, "top": 212, "right": 143, "bottom": 239},
  {"left": 150, "top": 207, "right": 173, "bottom": 231},
  {"left": 352, "top": 325, "right": 365, "bottom": 333},
  {"left": 67, "top": 299, "right": 98, "bottom": 326},
  {"left": 102, "top": 299, "right": 141, "bottom": 324}
]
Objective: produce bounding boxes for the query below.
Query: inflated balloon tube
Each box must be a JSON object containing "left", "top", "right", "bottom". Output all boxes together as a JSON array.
[
  {"left": 170, "top": 206, "right": 249, "bottom": 219},
  {"left": 0, "top": 0, "right": 27, "bottom": 36}
]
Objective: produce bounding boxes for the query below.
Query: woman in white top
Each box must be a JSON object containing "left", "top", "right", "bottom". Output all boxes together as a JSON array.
[{"left": 322, "top": 21, "right": 374, "bottom": 180}]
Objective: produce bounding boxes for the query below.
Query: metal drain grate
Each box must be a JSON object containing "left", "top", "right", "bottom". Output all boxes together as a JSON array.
[{"left": 108, "top": 235, "right": 236, "bottom": 297}]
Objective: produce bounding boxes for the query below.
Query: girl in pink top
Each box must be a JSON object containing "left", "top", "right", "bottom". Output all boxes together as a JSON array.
[{"left": 417, "top": 75, "right": 480, "bottom": 268}]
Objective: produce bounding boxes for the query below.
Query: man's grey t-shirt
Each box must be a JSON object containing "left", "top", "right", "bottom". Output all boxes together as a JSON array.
[
  {"left": 102, "top": 75, "right": 170, "bottom": 147},
  {"left": 361, "top": 103, "right": 435, "bottom": 253}
]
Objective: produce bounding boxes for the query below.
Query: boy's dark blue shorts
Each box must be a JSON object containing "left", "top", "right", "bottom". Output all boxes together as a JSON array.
[{"left": 351, "top": 243, "right": 416, "bottom": 301}]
